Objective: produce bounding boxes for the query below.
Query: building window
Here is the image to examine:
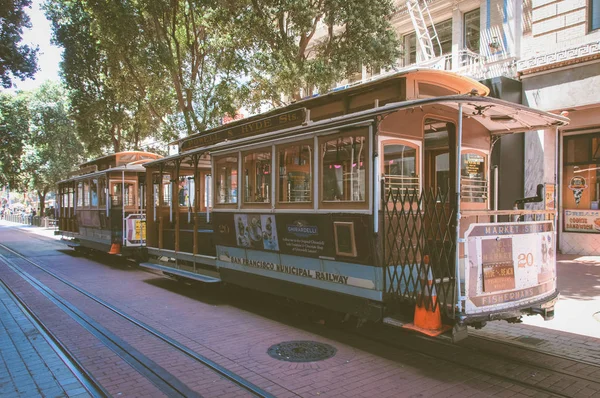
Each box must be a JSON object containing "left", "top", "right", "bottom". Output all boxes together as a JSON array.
[
  {"left": 591, "top": 0, "right": 600, "bottom": 31},
  {"left": 277, "top": 142, "right": 312, "bottom": 204},
  {"left": 321, "top": 132, "right": 368, "bottom": 204},
  {"left": 404, "top": 19, "right": 452, "bottom": 65},
  {"left": 464, "top": 9, "right": 480, "bottom": 53},
  {"left": 215, "top": 155, "right": 238, "bottom": 205},
  {"left": 243, "top": 149, "right": 271, "bottom": 204},
  {"left": 382, "top": 141, "right": 419, "bottom": 193}
]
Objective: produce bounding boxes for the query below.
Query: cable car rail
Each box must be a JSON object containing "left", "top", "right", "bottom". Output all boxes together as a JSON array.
[{"left": 0, "top": 242, "right": 277, "bottom": 398}]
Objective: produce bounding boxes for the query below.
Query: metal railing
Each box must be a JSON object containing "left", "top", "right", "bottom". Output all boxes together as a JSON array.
[
  {"left": 383, "top": 175, "right": 420, "bottom": 194},
  {"left": 460, "top": 177, "right": 488, "bottom": 203},
  {"left": 1, "top": 214, "right": 58, "bottom": 228}
]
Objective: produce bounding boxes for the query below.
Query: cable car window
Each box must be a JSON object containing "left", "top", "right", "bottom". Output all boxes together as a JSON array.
[
  {"left": 278, "top": 142, "right": 312, "bottom": 203},
  {"left": 243, "top": 149, "right": 271, "bottom": 204},
  {"left": 435, "top": 152, "right": 450, "bottom": 197},
  {"left": 98, "top": 178, "right": 106, "bottom": 206},
  {"left": 83, "top": 180, "right": 90, "bottom": 207},
  {"left": 321, "top": 133, "right": 367, "bottom": 202},
  {"left": 162, "top": 174, "right": 171, "bottom": 205},
  {"left": 91, "top": 179, "right": 98, "bottom": 207},
  {"left": 418, "top": 82, "right": 458, "bottom": 98},
  {"left": 77, "top": 182, "right": 83, "bottom": 207},
  {"left": 112, "top": 182, "right": 136, "bottom": 206},
  {"left": 383, "top": 143, "right": 419, "bottom": 193},
  {"left": 215, "top": 155, "right": 238, "bottom": 205},
  {"left": 178, "top": 176, "right": 194, "bottom": 208},
  {"left": 461, "top": 152, "right": 487, "bottom": 203}
]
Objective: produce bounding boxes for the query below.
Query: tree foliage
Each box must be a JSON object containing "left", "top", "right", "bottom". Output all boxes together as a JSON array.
[
  {"left": 0, "top": 90, "right": 30, "bottom": 187},
  {"left": 45, "top": 0, "right": 400, "bottom": 145},
  {"left": 20, "top": 81, "right": 83, "bottom": 213},
  {"left": 0, "top": 0, "right": 39, "bottom": 88},
  {"left": 44, "top": 0, "right": 174, "bottom": 155},
  {"left": 236, "top": 0, "right": 401, "bottom": 107}
]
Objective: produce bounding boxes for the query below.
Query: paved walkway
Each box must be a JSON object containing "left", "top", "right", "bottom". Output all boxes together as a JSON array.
[
  {"left": 1, "top": 220, "right": 599, "bottom": 396},
  {"left": 0, "top": 278, "right": 89, "bottom": 398}
]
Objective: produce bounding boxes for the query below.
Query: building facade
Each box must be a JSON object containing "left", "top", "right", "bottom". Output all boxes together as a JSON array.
[
  {"left": 518, "top": 0, "right": 600, "bottom": 254},
  {"left": 334, "top": 0, "right": 599, "bottom": 255}
]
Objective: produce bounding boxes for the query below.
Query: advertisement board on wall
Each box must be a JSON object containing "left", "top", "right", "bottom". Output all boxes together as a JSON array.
[
  {"left": 563, "top": 209, "right": 600, "bottom": 233},
  {"left": 464, "top": 221, "right": 556, "bottom": 314}
]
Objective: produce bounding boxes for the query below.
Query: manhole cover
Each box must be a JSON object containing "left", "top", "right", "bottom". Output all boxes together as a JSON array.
[
  {"left": 594, "top": 312, "right": 600, "bottom": 322},
  {"left": 267, "top": 341, "right": 337, "bottom": 362},
  {"left": 515, "top": 336, "right": 544, "bottom": 346}
]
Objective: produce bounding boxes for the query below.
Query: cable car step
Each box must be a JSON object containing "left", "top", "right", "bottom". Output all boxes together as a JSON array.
[
  {"left": 139, "top": 262, "right": 221, "bottom": 283},
  {"left": 383, "top": 315, "right": 409, "bottom": 328}
]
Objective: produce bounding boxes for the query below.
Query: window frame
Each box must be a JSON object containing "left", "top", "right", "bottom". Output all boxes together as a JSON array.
[
  {"left": 213, "top": 153, "right": 240, "bottom": 209},
  {"left": 590, "top": 0, "right": 600, "bottom": 32},
  {"left": 380, "top": 139, "right": 421, "bottom": 194},
  {"left": 319, "top": 129, "right": 370, "bottom": 210},
  {"left": 241, "top": 146, "right": 273, "bottom": 209},
  {"left": 276, "top": 139, "right": 314, "bottom": 209},
  {"left": 460, "top": 149, "right": 488, "bottom": 206},
  {"left": 463, "top": 8, "right": 481, "bottom": 53}
]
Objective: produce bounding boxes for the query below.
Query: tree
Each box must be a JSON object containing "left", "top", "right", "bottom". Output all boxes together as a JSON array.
[
  {"left": 236, "top": 0, "right": 401, "bottom": 107},
  {"left": 20, "top": 81, "right": 83, "bottom": 214},
  {"left": 0, "top": 0, "right": 39, "bottom": 88},
  {"left": 0, "top": 90, "right": 30, "bottom": 187},
  {"left": 44, "top": 0, "right": 175, "bottom": 155}
]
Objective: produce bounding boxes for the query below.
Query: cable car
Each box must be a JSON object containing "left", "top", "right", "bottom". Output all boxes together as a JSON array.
[
  {"left": 141, "top": 70, "right": 567, "bottom": 339},
  {"left": 57, "top": 151, "right": 162, "bottom": 257}
]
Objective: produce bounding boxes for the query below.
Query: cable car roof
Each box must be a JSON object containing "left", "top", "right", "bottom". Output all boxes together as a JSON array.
[
  {"left": 145, "top": 94, "right": 569, "bottom": 167},
  {"left": 58, "top": 162, "right": 150, "bottom": 184}
]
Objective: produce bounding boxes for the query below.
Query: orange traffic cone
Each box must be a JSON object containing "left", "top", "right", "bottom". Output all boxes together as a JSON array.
[
  {"left": 403, "top": 255, "right": 451, "bottom": 337},
  {"left": 108, "top": 243, "right": 121, "bottom": 255}
]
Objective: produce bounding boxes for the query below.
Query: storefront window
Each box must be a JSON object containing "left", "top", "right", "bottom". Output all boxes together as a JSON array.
[
  {"left": 563, "top": 133, "right": 600, "bottom": 233},
  {"left": 243, "top": 150, "right": 271, "bottom": 204},
  {"left": 278, "top": 143, "right": 312, "bottom": 203},
  {"left": 321, "top": 133, "right": 367, "bottom": 202},
  {"left": 461, "top": 152, "right": 487, "bottom": 203},
  {"left": 383, "top": 143, "right": 419, "bottom": 193},
  {"left": 215, "top": 155, "right": 238, "bottom": 204}
]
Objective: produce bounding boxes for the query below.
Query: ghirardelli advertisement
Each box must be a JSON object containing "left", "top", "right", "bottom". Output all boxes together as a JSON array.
[{"left": 275, "top": 213, "right": 335, "bottom": 258}]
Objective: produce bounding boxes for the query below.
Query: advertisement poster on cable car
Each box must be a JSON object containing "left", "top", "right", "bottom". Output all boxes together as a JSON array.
[
  {"left": 212, "top": 212, "right": 373, "bottom": 264},
  {"left": 124, "top": 214, "right": 146, "bottom": 246},
  {"left": 463, "top": 221, "right": 556, "bottom": 314}
]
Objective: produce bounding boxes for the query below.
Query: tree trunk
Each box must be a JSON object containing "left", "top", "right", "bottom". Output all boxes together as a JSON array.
[{"left": 37, "top": 191, "right": 45, "bottom": 216}]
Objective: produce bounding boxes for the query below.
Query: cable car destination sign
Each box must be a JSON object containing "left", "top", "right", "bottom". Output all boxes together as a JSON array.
[{"left": 180, "top": 108, "right": 306, "bottom": 151}]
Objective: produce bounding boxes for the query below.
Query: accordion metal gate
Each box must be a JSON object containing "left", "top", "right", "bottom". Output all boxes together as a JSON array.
[{"left": 382, "top": 185, "right": 457, "bottom": 320}]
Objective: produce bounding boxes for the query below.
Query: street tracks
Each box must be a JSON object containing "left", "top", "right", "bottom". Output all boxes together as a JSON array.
[{"left": 0, "top": 242, "right": 279, "bottom": 398}]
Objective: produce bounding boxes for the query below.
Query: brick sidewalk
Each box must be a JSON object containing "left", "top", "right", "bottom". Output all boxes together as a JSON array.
[{"left": 0, "top": 280, "right": 90, "bottom": 398}]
